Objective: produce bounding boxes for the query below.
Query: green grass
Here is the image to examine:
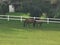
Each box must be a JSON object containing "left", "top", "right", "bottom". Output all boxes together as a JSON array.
[
  {"left": 0, "top": 20, "right": 60, "bottom": 45},
  {"left": 6, "top": 12, "right": 30, "bottom": 18},
  {"left": 0, "top": 13, "right": 60, "bottom": 45},
  {"left": 6, "top": 12, "right": 46, "bottom": 18}
]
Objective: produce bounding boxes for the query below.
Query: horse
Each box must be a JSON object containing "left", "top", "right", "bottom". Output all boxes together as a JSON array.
[
  {"left": 23, "top": 17, "right": 43, "bottom": 27},
  {"left": 23, "top": 18, "right": 35, "bottom": 27},
  {"left": 35, "top": 19, "right": 43, "bottom": 28}
]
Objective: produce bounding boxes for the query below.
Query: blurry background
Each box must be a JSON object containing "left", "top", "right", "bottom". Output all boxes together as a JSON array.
[{"left": 0, "top": 0, "right": 60, "bottom": 18}]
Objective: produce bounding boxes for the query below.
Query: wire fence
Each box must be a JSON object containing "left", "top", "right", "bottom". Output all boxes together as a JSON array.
[{"left": 0, "top": 15, "right": 60, "bottom": 24}]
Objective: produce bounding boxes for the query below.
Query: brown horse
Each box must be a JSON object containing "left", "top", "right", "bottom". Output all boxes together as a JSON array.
[
  {"left": 23, "top": 18, "right": 35, "bottom": 27},
  {"left": 23, "top": 17, "right": 43, "bottom": 27}
]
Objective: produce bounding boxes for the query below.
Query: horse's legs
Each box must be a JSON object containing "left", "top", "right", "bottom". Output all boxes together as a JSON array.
[
  {"left": 33, "top": 22, "right": 35, "bottom": 27},
  {"left": 39, "top": 22, "right": 42, "bottom": 27},
  {"left": 35, "top": 22, "right": 39, "bottom": 28},
  {"left": 23, "top": 21, "right": 26, "bottom": 27}
]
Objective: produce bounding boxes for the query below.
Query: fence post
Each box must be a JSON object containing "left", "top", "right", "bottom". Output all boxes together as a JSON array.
[
  {"left": 34, "top": 17, "right": 36, "bottom": 20},
  {"left": 8, "top": 15, "right": 9, "bottom": 21},
  {"left": 47, "top": 18, "right": 49, "bottom": 24},
  {"left": 20, "top": 16, "right": 23, "bottom": 22}
]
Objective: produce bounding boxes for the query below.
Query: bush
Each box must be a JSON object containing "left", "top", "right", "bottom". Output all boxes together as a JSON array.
[{"left": 0, "top": 1, "right": 9, "bottom": 15}]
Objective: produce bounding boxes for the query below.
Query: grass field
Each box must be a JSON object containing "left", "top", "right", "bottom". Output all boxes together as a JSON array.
[
  {"left": 6, "top": 13, "right": 30, "bottom": 18},
  {"left": 0, "top": 19, "right": 60, "bottom": 45}
]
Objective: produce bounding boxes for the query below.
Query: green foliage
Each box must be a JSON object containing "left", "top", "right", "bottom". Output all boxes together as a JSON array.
[
  {"left": 0, "top": 0, "right": 59, "bottom": 18},
  {"left": 0, "top": 1, "right": 9, "bottom": 15},
  {"left": 29, "top": 6, "right": 42, "bottom": 17},
  {"left": 9, "top": 0, "right": 56, "bottom": 18},
  {"left": 54, "top": 5, "right": 60, "bottom": 18},
  {"left": 55, "top": 10, "right": 60, "bottom": 18}
]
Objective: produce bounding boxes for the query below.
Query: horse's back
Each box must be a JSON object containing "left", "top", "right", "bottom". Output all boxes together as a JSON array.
[{"left": 24, "top": 18, "right": 35, "bottom": 23}]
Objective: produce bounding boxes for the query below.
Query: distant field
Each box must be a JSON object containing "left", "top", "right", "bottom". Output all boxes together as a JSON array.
[{"left": 0, "top": 20, "right": 60, "bottom": 45}]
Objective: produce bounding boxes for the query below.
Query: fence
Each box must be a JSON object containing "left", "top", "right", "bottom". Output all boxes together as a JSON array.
[{"left": 0, "top": 15, "right": 60, "bottom": 24}]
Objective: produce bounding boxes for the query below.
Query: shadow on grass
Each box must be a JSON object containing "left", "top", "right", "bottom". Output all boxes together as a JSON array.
[{"left": 0, "top": 20, "right": 60, "bottom": 32}]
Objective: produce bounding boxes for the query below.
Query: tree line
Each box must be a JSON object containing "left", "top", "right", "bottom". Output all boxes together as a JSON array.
[{"left": 0, "top": 0, "right": 60, "bottom": 18}]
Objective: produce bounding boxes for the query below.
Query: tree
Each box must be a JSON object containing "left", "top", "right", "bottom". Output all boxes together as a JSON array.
[
  {"left": 29, "top": 6, "right": 42, "bottom": 17},
  {"left": 0, "top": 1, "right": 9, "bottom": 15},
  {"left": 9, "top": 0, "right": 59, "bottom": 18},
  {"left": 54, "top": 0, "right": 60, "bottom": 18}
]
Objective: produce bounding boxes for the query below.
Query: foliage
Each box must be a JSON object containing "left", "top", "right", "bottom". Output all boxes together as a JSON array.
[
  {"left": 55, "top": 10, "right": 60, "bottom": 18},
  {"left": 21, "top": 0, "right": 56, "bottom": 18},
  {"left": 0, "top": 0, "right": 60, "bottom": 18},
  {"left": 29, "top": 6, "right": 42, "bottom": 17},
  {"left": 0, "top": 1, "right": 9, "bottom": 15}
]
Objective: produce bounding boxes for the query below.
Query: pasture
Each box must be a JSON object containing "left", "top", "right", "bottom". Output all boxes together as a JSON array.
[{"left": 0, "top": 19, "right": 60, "bottom": 45}]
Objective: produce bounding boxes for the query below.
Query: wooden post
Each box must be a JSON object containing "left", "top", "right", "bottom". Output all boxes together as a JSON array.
[
  {"left": 8, "top": 15, "right": 9, "bottom": 21},
  {"left": 34, "top": 17, "right": 36, "bottom": 20},
  {"left": 47, "top": 18, "right": 49, "bottom": 24},
  {"left": 20, "top": 16, "right": 23, "bottom": 22}
]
